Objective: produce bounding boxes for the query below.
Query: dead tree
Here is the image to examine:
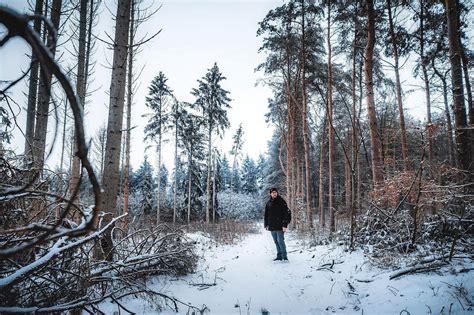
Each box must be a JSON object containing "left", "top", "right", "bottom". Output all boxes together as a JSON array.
[{"left": 99, "top": 0, "right": 132, "bottom": 260}]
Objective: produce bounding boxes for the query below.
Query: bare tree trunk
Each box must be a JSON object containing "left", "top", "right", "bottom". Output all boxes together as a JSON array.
[
  {"left": 32, "top": 0, "right": 62, "bottom": 171},
  {"left": 173, "top": 102, "right": 178, "bottom": 224},
  {"left": 327, "top": 3, "right": 335, "bottom": 233},
  {"left": 24, "top": 0, "right": 44, "bottom": 162},
  {"left": 212, "top": 151, "right": 217, "bottom": 223},
  {"left": 445, "top": 0, "right": 473, "bottom": 185},
  {"left": 350, "top": 29, "right": 359, "bottom": 249},
  {"left": 60, "top": 99, "right": 67, "bottom": 172},
  {"left": 123, "top": 0, "right": 135, "bottom": 231},
  {"left": 99, "top": 0, "right": 131, "bottom": 261},
  {"left": 206, "top": 128, "right": 212, "bottom": 223},
  {"left": 69, "top": 0, "right": 88, "bottom": 206},
  {"left": 345, "top": 131, "right": 351, "bottom": 209},
  {"left": 433, "top": 64, "right": 455, "bottom": 165},
  {"left": 300, "top": 0, "right": 313, "bottom": 228},
  {"left": 460, "top": 48, "right": 473, "bottom": 125},
  {"left": 157, "top": 134, "right": 162, "bottom": 224},
  {"left": 365, "top": 0, "right": 383, "bottom": 186},
  {"left": 419, "top": 0, "right": 434, "bottom": 173},
  {"left": 187, "top": 152, "right": 192, "bottom": 224},
  {"left": 318, "top": 113, "right": 327, "bottom": 228},
  {"left": 387, "top": 0, "right": 409, "bottom": 170}
]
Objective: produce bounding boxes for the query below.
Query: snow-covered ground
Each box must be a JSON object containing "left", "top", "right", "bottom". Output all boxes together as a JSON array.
[{"left": 100, "top": 228, "right": 473, "bottom": 314}]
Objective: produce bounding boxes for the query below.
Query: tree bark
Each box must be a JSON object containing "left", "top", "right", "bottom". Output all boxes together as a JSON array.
[
  {"left": 445, "top": 0, "right": 473, "bottom": 184},
  {"left": 419, "top": 0, "right": 434, "bottom": 172},
  {"left": 173, "top": 101, "right": 178, "bottom": 224},
  {"left": 301, "top": 0, "right": 313, "bottom": 228},
  {"left": 460, "top": 48, "right": 473, "bottom": 125},
  {"left": 318, "top": 113, "right": 327, "bottom": 228},
  {"left": 123, "top": 0, "right": 135, "bottom": 231},
  {"left": 69, "top": 0, "right": 88, "bottom": 206},
  {"left": 387, "top": 0, "right": 410, "bottom": 170},
  {"left": 432, "top": 63, "right": 455, "bottom": 165},
  {"left": 187, "top": 151, "right": 192, "bottom": 224},
  {"left": 99, "top": 0, "right": 131, "bottom": 261},
  {"left": 327, "top": 3, "right": 335, "bottom": 232},
  {"left": 364, "top": 0, "right": 383, "bottom": 186},
  {"left": 24, "top": 0, "right": 44, "bottom": 162},
  {"left": 206, "top": 127, "right": 212, "bottom": 223},
  {"left": 32, "top": 0, "right": 62, "bottom": 171}
]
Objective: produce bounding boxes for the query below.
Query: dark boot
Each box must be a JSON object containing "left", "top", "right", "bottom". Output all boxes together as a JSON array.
[{"left": 273, "top": 254, "right": 282, "bottom": 261}]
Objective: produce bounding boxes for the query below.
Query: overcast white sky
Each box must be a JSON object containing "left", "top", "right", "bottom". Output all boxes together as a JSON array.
[
  {"left": 2, "top": 0, "right": 462, "bottom": 173},
  {"left": 0, "top": 0, "right": 284, "bottom": 171}
]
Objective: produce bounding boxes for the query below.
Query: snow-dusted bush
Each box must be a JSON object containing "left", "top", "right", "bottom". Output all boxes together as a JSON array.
[{"left": 216, "top": 190, "right": 263, "bottom": 220}]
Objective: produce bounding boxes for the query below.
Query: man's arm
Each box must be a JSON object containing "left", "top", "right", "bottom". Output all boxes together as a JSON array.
[{"left": 264, "top": 203, "right": 269, "bottom": 229}]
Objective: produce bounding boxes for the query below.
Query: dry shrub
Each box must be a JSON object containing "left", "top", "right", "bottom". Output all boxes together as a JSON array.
[
  {"left": 370, "top": 171, "right": 440, "bottom": 211},
  {"left": 352, "top": 180, "right": 473, "bottom": 266},
  {"left": 186, "top": 220, "right": 259, "bottom": 245}
]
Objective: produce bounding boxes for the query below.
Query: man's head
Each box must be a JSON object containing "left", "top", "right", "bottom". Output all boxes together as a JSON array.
[{"left": 269, "top": 187, "right": 278, "bottom": 199}]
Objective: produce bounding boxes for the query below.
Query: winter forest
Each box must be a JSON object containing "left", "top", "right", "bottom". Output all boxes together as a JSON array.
[{"left": 0, "top": 0, "right": 473, "bottom": 314}]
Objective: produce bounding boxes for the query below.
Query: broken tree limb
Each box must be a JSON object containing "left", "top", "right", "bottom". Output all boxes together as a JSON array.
[{"left": 389, "top": 261, "right": 448, "bottom": 280}]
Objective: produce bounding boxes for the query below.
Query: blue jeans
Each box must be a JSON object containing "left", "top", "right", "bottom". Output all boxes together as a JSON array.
[{"left": 271, "top": 231, "right": 287, "bottom": 259}]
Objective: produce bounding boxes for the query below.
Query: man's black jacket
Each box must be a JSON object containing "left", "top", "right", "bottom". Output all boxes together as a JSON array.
[{"left": 264, "top": 195, "right": 292, "bottom": 231}]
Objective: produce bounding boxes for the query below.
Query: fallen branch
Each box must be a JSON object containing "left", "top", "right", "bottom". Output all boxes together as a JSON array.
[{"left": 389, "top": 261, "right": 448, "bottom": 280}]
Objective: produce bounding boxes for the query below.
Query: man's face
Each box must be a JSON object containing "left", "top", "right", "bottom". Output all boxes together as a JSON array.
[{"left": 270, "top": 191, "right": 278, "bottom": 199}]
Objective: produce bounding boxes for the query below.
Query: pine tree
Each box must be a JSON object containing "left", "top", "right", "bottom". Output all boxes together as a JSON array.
[
  {"left": 178, "top": 110, "right": 206, "bottom": 223},
  {"left": 136, "top": 156, "right": 156, "bottom": 215},
  {"left": 241, "top": 155, "right": 258, "bottom": 194},
  {"left": 144, "top": 71, "right": 173, "bottom": 224},
  {"left": 191, "top": 63, "right": 231, "bottom": 223}
]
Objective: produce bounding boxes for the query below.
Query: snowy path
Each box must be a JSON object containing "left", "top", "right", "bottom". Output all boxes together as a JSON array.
[{"left": 102, "top": 229, "right": 473, "bottom": 314}]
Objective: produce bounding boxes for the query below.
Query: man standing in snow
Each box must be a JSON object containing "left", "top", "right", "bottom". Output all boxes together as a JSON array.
[{"left": 264, "top": 188, "right": 291, "bottom": 262}]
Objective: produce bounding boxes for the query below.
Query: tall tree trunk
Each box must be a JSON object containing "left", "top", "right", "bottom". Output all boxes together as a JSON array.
[
  {"left": 24, "top": 0, "right": 44, "bottom": 162},
  {"left": 212, "top": 151, "right": 217, "bottom": 223},
  {"left": 460, "top": 48, "right": 473, "bottom": 125},
  {"left": 387, "top": 0, "right": 409, "bottom": 170},
  {"left": 32, "top": 0, "right": 62, "bottom": 171},
  {"left": 206, "top": 127, "right": 212, "bottom": 223},
  {"left": 173, "top": 102, "right": 178, "bottom": 224},
  {"left": 123, "top": 0, "right": 135, "bottom": 231},
  {"left": 445, "top": 0, "right": 473, "bottom": 184},
  {"left": 187, "top": 152, "right": 192, "bottom": 225},
  {"left": 99, "top": 0, "right": 131, "bottom": 261},
  {"left": 419, "top": 0, "right": 434, "bottom": 172},
  {"left": 318, "top": 113, "right": 327, "bottom": 228},
  {"left": 327, "top": 3, "right": 336, "bottom": 233},
  {"left": 157, "top": 133, "right": 162, "bottom": 224},
  {"left": 59, "top": 100, "right": 67, "bottom": 172},
  {"left": 365, "top": 0, "right": 383, "bottom": 186},
  {"left": 69, "top": 0, "right": 88, "bottom": 206},
  {"left": 301, "top": 0, "right": 313, "bottom": 228},
  {"left": 433, "top": 63, "right": 455, "bottom": 165},
  {"left": 350, "top": 27, "right": 359, "bottom": 249}
]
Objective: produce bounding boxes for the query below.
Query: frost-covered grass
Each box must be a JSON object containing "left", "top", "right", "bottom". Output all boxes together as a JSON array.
[{"left": 98, "top": 224, "right": 473, "bottom": 314}]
